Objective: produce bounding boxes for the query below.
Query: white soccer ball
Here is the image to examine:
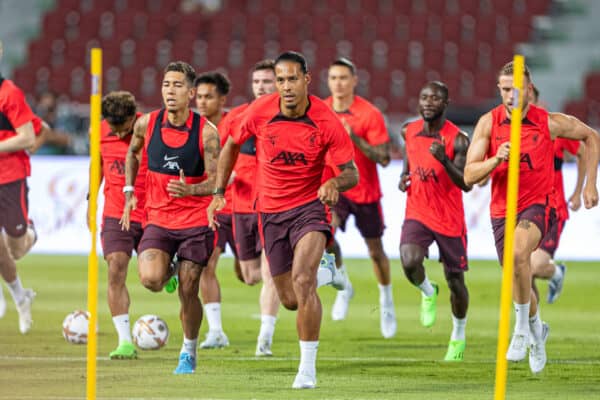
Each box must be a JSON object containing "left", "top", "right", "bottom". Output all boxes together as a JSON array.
[
  {"left": 62, "top": 310, "right": 90, "bottom": 344},
  {"left": 132, "top": 315, "right": 169, "bottom": 350}
]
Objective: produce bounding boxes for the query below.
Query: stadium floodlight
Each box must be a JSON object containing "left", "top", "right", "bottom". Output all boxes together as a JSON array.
[
  {"left": 87, "top": 48, "right": 102, "bottom": 400},
  {"left": 494, "top": 54, "right": 525, "bottom": 400}
]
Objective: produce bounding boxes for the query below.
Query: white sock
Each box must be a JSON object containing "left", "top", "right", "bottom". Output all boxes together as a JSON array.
[
  {"left": 418, "top": 277, "right": 435, "bottom": 297},
  {"left": 529, "top": 310, "right": 543, "bottom": 342},
  {"left": 378, "top": 283, "right": 393, "bottom": 306},
  {"left": 316, "top": 267, "right": 333, "bottom": 288},
  {"left": 258, "top": 314, "right": 277, "bottom": 341},
  {"left": 112, "top": 314, "right": 132, "bottom": 344},
  {"left": 514, "top": 302, "right": 530, "bottom": 334},
  {"left": 181, "top": 336, "right": 198, "bottom": 356},
  {"left": 7, "top": 276, "right": 25, "bottom": 304},
  {"left": 298, "top": 340, "right": 318, "bottom": 375},
  {"left": 204, "top": 302, "right": 223, "bottom": 332},
  {"left": 450, "top": 315, "right": 467, "bottom": 341},
  {"left": 551, "top": 265, "right": 563, "bottom": 281}
]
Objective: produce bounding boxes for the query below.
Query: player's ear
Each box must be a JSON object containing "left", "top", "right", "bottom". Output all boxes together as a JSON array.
[{"left": 305, "top": 72, "right": 311, "bottom": 86}]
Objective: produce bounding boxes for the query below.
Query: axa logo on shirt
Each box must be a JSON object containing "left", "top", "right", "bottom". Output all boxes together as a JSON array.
[
  {"left": 520, "top": 153, "right": 533, "bottom": 170},
  {"left": 270, "top": 151, "right": 308, "bottom": 166},
  {"left": 414, "top": 166, "right": 438, "bottom": 182},
  {"left": 163, "top": 154, "right": 180, "bottom": 170},
  {"left": 109, "top": 159, "right": 125, "bottom": 175}
]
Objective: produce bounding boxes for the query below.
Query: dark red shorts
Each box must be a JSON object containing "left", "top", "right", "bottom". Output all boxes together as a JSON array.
[
  {"left": 215, "top": 213, "right": 237, "bottom": 256},
  {"left": 539, "top": 211, "right": 564, "bottom": 258},
  {"left": 233, "top": 212, "right": 262, "bottom": 261},
  {"left": 101, "top": 217, "right": 143, "bottom": 257},
  {"left": 491, "top": 204, "right": 552, "bottom": 265},
  {"left": 333, "top": 194, "right": 385, "bottom": 239},
  {"left": 138, "top": 224, "right": 215, "bottom": 267},
  {"left": 259, "top": 200, "right": 332, "bottom": 277},
  {"left": 400, "top": 219, "right": 468, "bottom": 273},
  {"left": 0, "top": 179, "right": 29, "bottom": 237}
]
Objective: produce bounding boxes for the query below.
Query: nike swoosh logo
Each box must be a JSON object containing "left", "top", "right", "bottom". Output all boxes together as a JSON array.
[{"left": 164, "top": 155, "right": 179, "bottom": 161}]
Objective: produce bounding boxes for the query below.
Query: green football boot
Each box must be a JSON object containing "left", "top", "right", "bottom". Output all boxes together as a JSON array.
[
  {"left": 444, "top": 339, "right": 466, "bottom": 361},
  {"left": 420, "top": 282, "right": 439, "bottom": 328},
  {"left": 109, "top": 340, "right": 137, "bottom": 360}
]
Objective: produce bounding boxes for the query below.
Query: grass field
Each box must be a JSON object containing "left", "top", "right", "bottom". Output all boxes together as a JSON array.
[{"left": 0, "top": 255, "right": 599, "bottom": 399}]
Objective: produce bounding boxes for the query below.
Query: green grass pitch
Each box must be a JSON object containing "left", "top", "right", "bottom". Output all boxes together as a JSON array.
[{"left": 1, "top": 255, "right": 599, "bottom": 399}]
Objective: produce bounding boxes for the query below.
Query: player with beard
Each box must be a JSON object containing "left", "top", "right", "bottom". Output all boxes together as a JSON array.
[{"left": 399, "top": 81, "right": 471, "bottom": 361}]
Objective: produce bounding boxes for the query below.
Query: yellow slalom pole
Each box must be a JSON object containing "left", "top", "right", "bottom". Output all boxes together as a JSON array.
[
  {"left": 494, "top": 55, "right": 525, "bottom": 400},
  {"left": 87, "top": 48, "right": 102, "bottom": 400}
]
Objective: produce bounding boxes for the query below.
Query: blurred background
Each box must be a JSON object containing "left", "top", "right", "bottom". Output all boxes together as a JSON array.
[{"left": 1, "top": 0, "right": 599, "bottom": 156}]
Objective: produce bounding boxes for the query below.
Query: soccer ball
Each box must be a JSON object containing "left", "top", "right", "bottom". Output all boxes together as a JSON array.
[
  {"left": 62, "top": 310, "right": 90, "bottom": 344},
  {"left": 132, "top": 315, "right": 169, "bottom": 350}
]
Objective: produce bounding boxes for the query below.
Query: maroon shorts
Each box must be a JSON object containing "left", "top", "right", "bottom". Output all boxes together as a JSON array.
[
  {"left": 400, "top": 219, "right": 468, "bottom": 273},
  {"left": 259, "top": 200, "right": 332, "bottom": 277},
  {"left": 491, "top": 204, "right": 552, "bottom": 265},
  {"left": 539, "top": 211, "right": 564, "bottom": 258},
  {"left": 215, "top": 213, "right": 237, "bottom": 256},
  {"left": 138, "top": 224, "right": 215, "bottom": 266},
  {"left": 333, "top": 194, "right": 385, "bottom": 239},
  {"left": 233, "top": 212, "right": 262, "bottom": 261},
  {"left": 0, "top": 179, "right": 29, "bottom": 237},
  {"left": 101, "top": 217, "right": 143, "bottom": 257}
]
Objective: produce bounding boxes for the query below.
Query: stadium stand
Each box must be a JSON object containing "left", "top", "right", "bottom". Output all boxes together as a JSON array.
[{"left": 12, "top": 0, "right": 552, "bottom": 114}]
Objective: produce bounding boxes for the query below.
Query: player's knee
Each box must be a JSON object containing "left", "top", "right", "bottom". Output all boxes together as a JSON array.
[
  {"left": 140, "top": 277, "right": 163, "bottom": 292},
  {"left": 279, "top": 294, "right": 298, "bottom": 310},
  {"left": 513, "top": 246, "right": 531, "bottom": 268},
  {"left": 400, "top": 253, "right": 420, "bottom": 272},
  {"left": 369, "top": 247, "right": 387, "bottom": 264},
  {"left": 447, "top": 277, "right": 466, "bottom": 295}
]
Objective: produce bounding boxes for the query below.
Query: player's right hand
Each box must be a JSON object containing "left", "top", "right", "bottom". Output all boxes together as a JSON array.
[
  {"left": 583, "top": 183, "right": 599, "bottom": 209},
  {"left": 120, "top": 194, "right": 137, "bottom": 231},
  {"left": 398, "top": 174, "right": 411, "bottom": 192},
  {"left": 207, "top": 196, "right": 226, "bottom": 231},
  {"left": 495, "top": 141, "right": 510, "bottom": 163}
]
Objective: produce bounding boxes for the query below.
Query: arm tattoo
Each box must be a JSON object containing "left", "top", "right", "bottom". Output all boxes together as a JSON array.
[
  {"left": 350, "top": 132, "right": 391, "bottom": 166},
  {"left": 191, "top": 124, "right": 221, "bottom": 196},
  {"left": 333, "top": 160, "right": 359, "bottom": 192}
]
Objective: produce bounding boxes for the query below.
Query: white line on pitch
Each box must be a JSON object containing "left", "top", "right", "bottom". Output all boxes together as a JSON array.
[{"left": 1, "top": 355, "right": 599, "bottom": 365}]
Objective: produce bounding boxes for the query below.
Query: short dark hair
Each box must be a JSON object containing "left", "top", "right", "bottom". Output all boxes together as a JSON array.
[
  {"left": 423, "top": 81, "right": 449, "bottom": 101},
  {"left": 275, "top": 51, "right": 308, "bottom": 74},
  {"left": 194, "top": 72, "right": 231, "bottom": 96},
  {"left": 330, "top": 57, "right": 356, "bottom": 75},
  {"left": 164, "top": 61, "right": 196, "bottom": 87},
  {"left": 102, "top": 91, "right": 137, "bottom": 125},
  {"left": 253, "top": 59, "right": 275, "bottom": 73},
  {"left": 498, "top": 61, "right": 532, "bottom": 82}
]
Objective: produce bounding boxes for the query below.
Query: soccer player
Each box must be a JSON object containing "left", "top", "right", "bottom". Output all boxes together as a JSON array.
[
  {"left": 208, "top": 51, "right": 357, "bottom": 389},
  {"left": 122, "top": 61, "right": 220, "bottom": 374},
  {"left": 0, "top": 39, "right": 37, "bottom": 333},
  {"left": 221, "top": 60, "right": 282, "bottom": 356},
  {"left": 529, "top": 86, "right": 585, "bottom": 304},
  {"left": 88, "top": 91, "right": 145, "bottom": 359},
  {"left": 325, "top": 58, "right": 396, "bottom": 337},
  {"left": 398, "top": 81, "right": 471, "bottom": 361},
  {"left": 194, "top": 71, "right": 236, "bottom": 349},
  {"left": 464, "top": 61, "right": 599, "bottom": 374}
]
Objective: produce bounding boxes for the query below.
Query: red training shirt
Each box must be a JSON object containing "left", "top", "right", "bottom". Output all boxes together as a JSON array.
[
  {"left": 232, "top": 93, "right": 354, "bottom": 213},
  {"left": 404, "top": 119, "right": 466, "bottom": 237},
  {"left": 324, "top": 95, "right": 389, "bottom": 204},
  {"left": 553, "top": 137, "right": 580, "bottom": 221}
]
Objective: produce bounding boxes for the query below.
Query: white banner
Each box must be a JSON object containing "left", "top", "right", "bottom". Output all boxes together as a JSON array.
[{"left": 26, "top": 157, "right": 600, "bottom": 260}]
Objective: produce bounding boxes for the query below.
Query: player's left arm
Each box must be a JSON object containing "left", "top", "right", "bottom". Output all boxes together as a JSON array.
[
  {"left": 0, "top": 121, "right": 35, "bottom": 153},
  {"left": 430, "top": 132, "right": 472, "bottom": 192},
  {"left": 549, "top": 112, "right": 600, "bottom": 208},
  {"left": 168, "top": 121, "right": 221, "bottom": 197},
  {"left": 343, "top": 118, "right": 391, "bottom": 166},
  {"left": 568, "top": 142, "right": 586, "bottom": 211}
]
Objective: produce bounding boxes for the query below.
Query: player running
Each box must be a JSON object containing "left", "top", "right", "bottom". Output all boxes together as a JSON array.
[
  {"left": 208, "top": 51, "right": 357, "bottom": 388},
  {"left": 324, "top": 58, "right": 396, "bottom": 338},
  {"left": 88, "top": 91, "right": 145, "bottom": 359},
  {"left": 123, "top": 61, "right": 220, "bottom": 374},
  {"left": 464, "top": 61, "right": 599, "bottom": 374},
  {"left": 399, "top": 81, "right": 471, "bottom": 361}
]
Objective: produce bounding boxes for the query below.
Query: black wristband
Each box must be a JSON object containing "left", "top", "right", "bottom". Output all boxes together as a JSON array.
[{"left": 212, "top": 187, "right": 225, "bottom": 196}]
